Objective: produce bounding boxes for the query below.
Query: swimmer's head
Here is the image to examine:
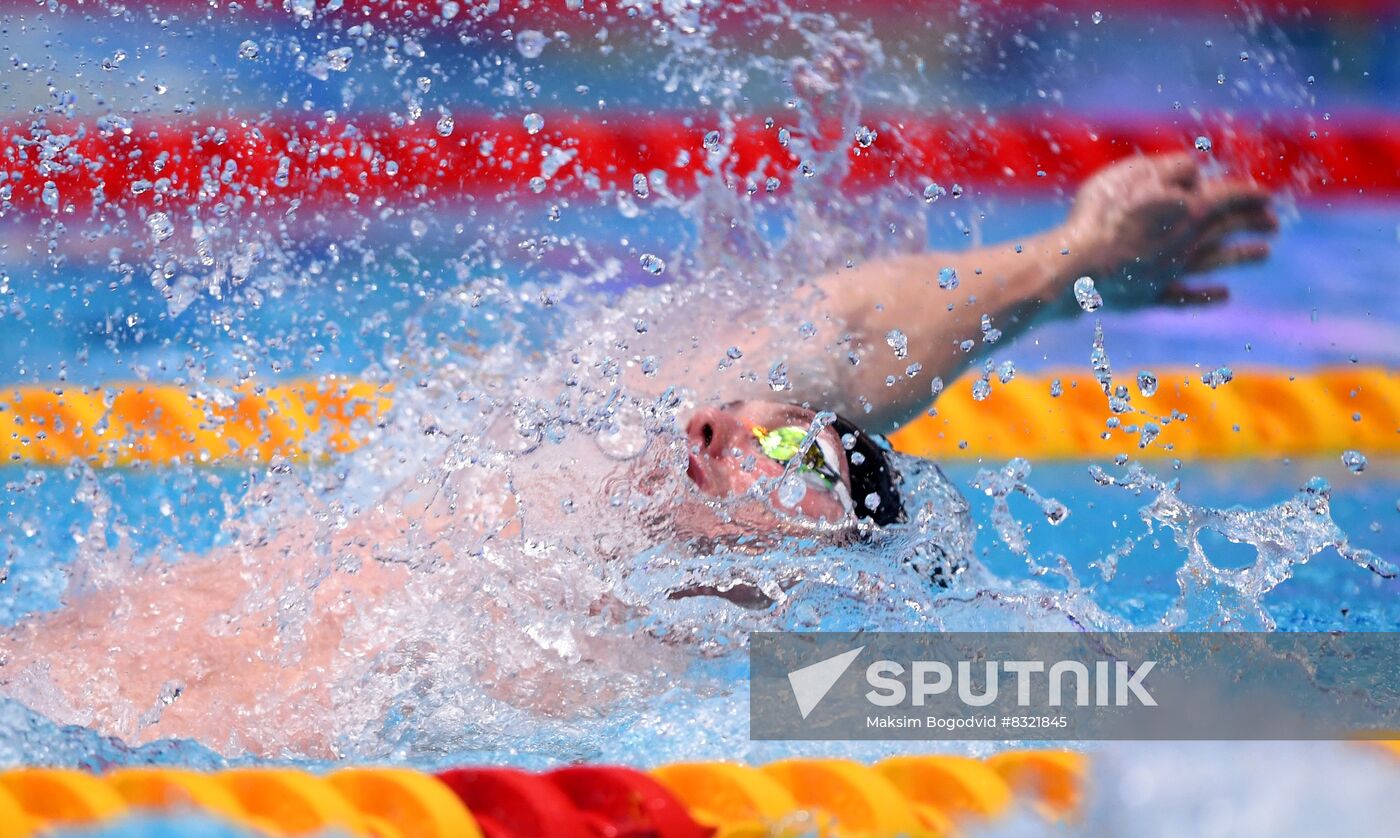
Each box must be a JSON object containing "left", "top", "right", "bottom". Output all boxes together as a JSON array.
[{"left": 683, "top": 400, "right": 903, "bottom": 528}]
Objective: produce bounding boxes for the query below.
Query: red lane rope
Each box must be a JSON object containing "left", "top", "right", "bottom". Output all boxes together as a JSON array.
[{"left": 2, "top": 113, "right": 1396, "bottom": 216}]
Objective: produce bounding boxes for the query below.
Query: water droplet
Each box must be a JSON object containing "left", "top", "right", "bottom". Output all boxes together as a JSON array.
[
  {"left": 1073, "top": 276, "right": 1103, "bottom": 312},
  {"left": 1139, "top": 422, "right": 1162, "bottom": 449},
  {"left": 325, "top": 46, "right": 353, "bottom": 72},
  {"left": 529, "top": 176, "right": 547, "bottom": 193},
  {"left": 1091, "top": 10, "right": 1104, "bottom": 23},
  {"left": 885, "top": 329, "right": 908, "bottom": 358},
  {"left": 764, "top": 176, "right": 780, "bottom": 193},
  {"left": 726, "top": 346, "right": 743, "bottom": 360},
  {"left": 523, "top": 112, "right": 545, "bottom": 134},
  {"left": 1201, "top": 366, "right": 1233, "bottom": 389},
  {"left": 1050, "top": 379, "right": 1063, "bottom": 397},
  {"left": 274, "top": 156, "right": 291, "bottom": 188},
  {"left": 768, "top": 362, "right": 791, "bottom": 392},
  {"left": 237, "top": 40, "right": 259, "bottom": 60},
  {"left": 938, "top": 266, "right": 959, "bottom": 290},
  {"left": 632, "top": 173, "right": 649, "bottom": 198},
  {"left": 1341, "top": 449, "right": 1367, "bottom": 474},
  {"left": 800, "top": 159, "right": 816, "bottom": 178},
  {"left": 1194, "top": 135, "right": 1213, "bottom": 152},
  {"left": 971, "top": 379, "right": 991, "bottom": 401},
  {"left": 854, "top": 125, "right": 877, "bottom": 148},
  {"left": 410, "top": 219, "right": 427, "bottom": 238},
  {"left": 436, "top": 113, "right": 454, "bottom": 137},
  {"left": 1137, "top": 370, "right": 1158, "bottom": 397},
  {"left": 777, "top": 127, "right": 791, "bottom": 147},
  {"left": 440, "top": 0, "right": 459, "bottom": 19},
  {"left": 981, "top": 314, "right": 1001, "bottom": 344},
  {"left": 703, "top": 130, "right": 722, "bottom": 152},
  {"left": 129, "top": 179, "right": 153, "bottom": 196},
  {"left": 639, "top": 253, "right": 665, "bottom": 275},
  {"left": 922, "top": 182, "right": 946, "bottom": 203},
  {"left": 146, "top": 212, "right": 174, "bottom": 243},
  {"left": 516, "top": 29, "right": 548, "bottom": 59},
  {"left": 998, "top": 360, "right": 1016, "bottom": 383},
  {"left": 778, "top": 474, "right": 808, "bottom": 508},
  {"left": 41, "top": 181, "right": 59, "bottom": 211}
]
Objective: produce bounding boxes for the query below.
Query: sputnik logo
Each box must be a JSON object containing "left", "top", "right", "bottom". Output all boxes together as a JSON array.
[{"left": 787, "top": 646, "right": 864, "bottom": 719}]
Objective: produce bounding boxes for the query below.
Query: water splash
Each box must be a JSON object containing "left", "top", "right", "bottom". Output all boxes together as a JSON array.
[
  {"left": 0, "top": 0, "right": 1388, "bottom": 773},
  {"left": 1088, "top": 464, "right": 1395, "bottom": 630}
]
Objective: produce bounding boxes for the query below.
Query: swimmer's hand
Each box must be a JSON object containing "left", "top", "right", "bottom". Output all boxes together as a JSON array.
[{"left": 1066, "top": 152, "right": 1277, "bottom": 308}]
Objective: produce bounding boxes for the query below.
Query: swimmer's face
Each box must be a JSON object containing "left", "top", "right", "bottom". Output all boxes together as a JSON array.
[{"left": 684, "top": 400, "right": 853, "bottom": 524}]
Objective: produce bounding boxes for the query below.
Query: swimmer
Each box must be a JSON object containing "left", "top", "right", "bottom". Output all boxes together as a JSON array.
[
  {"left": 625, "top": 151, "right": 1275, "bottom": 530},
  {"left": 1, "top": 153, "right": 1275, "bottom": 754}
]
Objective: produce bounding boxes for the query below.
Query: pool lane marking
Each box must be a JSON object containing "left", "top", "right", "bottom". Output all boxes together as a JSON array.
[{"left": 1, "top": 367, "right": 1394, "bottom": 466}]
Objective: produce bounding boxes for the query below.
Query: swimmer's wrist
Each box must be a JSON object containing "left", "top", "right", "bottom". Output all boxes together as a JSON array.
[
  {"left": 1053, "top": 220, "right": 1109, "bottom": 283},
  {"left": 1030, "top": 223, "right": 1107, "bottom": 321}
]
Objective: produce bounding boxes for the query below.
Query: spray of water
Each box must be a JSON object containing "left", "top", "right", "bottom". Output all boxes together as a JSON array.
[{"left": 0, "top": 1, "right": 1389, "bottom": 778}]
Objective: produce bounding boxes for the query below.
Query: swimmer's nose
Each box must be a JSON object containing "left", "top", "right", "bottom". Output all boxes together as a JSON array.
[{"left": 686, "top": 408, "right": 744, "bottom": 458}]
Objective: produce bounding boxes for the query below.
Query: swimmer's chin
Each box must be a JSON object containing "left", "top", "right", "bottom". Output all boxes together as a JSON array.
[
  {"left": 667, "top": 579, "right": 784, "bottom": 610},
  {"left": 660, "top": 488, "right": 861, "bottom": 555}
]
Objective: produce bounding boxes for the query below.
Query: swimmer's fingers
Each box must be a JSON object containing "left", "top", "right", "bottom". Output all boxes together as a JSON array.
[
  {"left": 1186, "top": 239, "right": 1272, "bottom": 274},
  {"left": 1192, "top": 179, "right": 1274, "bottom": 223},
  {"left": 1161, "top": 280, "right": 1231, "bottom": 306},
  {"left": 1194, "top": 207, "right": 1279, "bottom": 253},
  {"left": 1155, "top": 152, "right": 1203, "bottom": 189}
]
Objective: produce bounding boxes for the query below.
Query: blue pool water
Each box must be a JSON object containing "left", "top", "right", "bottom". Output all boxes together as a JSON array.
[
  {"left": 1, "top": 2, "right": 1398, "bottom": 833},
  {"left": 1, "top": 194, "right": 1397, "bottom": 772},
  {"left": 4, "top": 201, "right": 1398, "bottom": 383}
]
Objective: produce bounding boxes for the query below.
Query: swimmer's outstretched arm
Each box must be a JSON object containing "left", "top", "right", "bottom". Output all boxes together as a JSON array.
[{"left": 701, "top": 153, "right": 1276, "bottom": 432}]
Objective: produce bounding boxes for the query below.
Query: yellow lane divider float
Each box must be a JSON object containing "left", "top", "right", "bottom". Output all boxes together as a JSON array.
[
  {"left": 891, "top": 365, "right": 1398, "bottom": 461},
  {"left": 0, "top": 377, "right": 389, "bottom": 468},
  {"left": 0, "top": 367, "right": 1394, "bottom": 467}
]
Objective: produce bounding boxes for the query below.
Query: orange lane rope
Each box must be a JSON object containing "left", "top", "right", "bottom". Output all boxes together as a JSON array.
[
  {"left": 889, "top": 365, "right": 1398, "bottom": 461},
  {"left": 0, "top": 753, "right": 1085, "bottom": 838},
  {"left": 1, "top": 367, "right": 1393, "bottom": 467}
]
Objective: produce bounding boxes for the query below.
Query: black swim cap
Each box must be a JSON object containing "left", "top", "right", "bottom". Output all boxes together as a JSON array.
[{"left": 830, "top": 414, "right": 904, "bottom": 526}]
